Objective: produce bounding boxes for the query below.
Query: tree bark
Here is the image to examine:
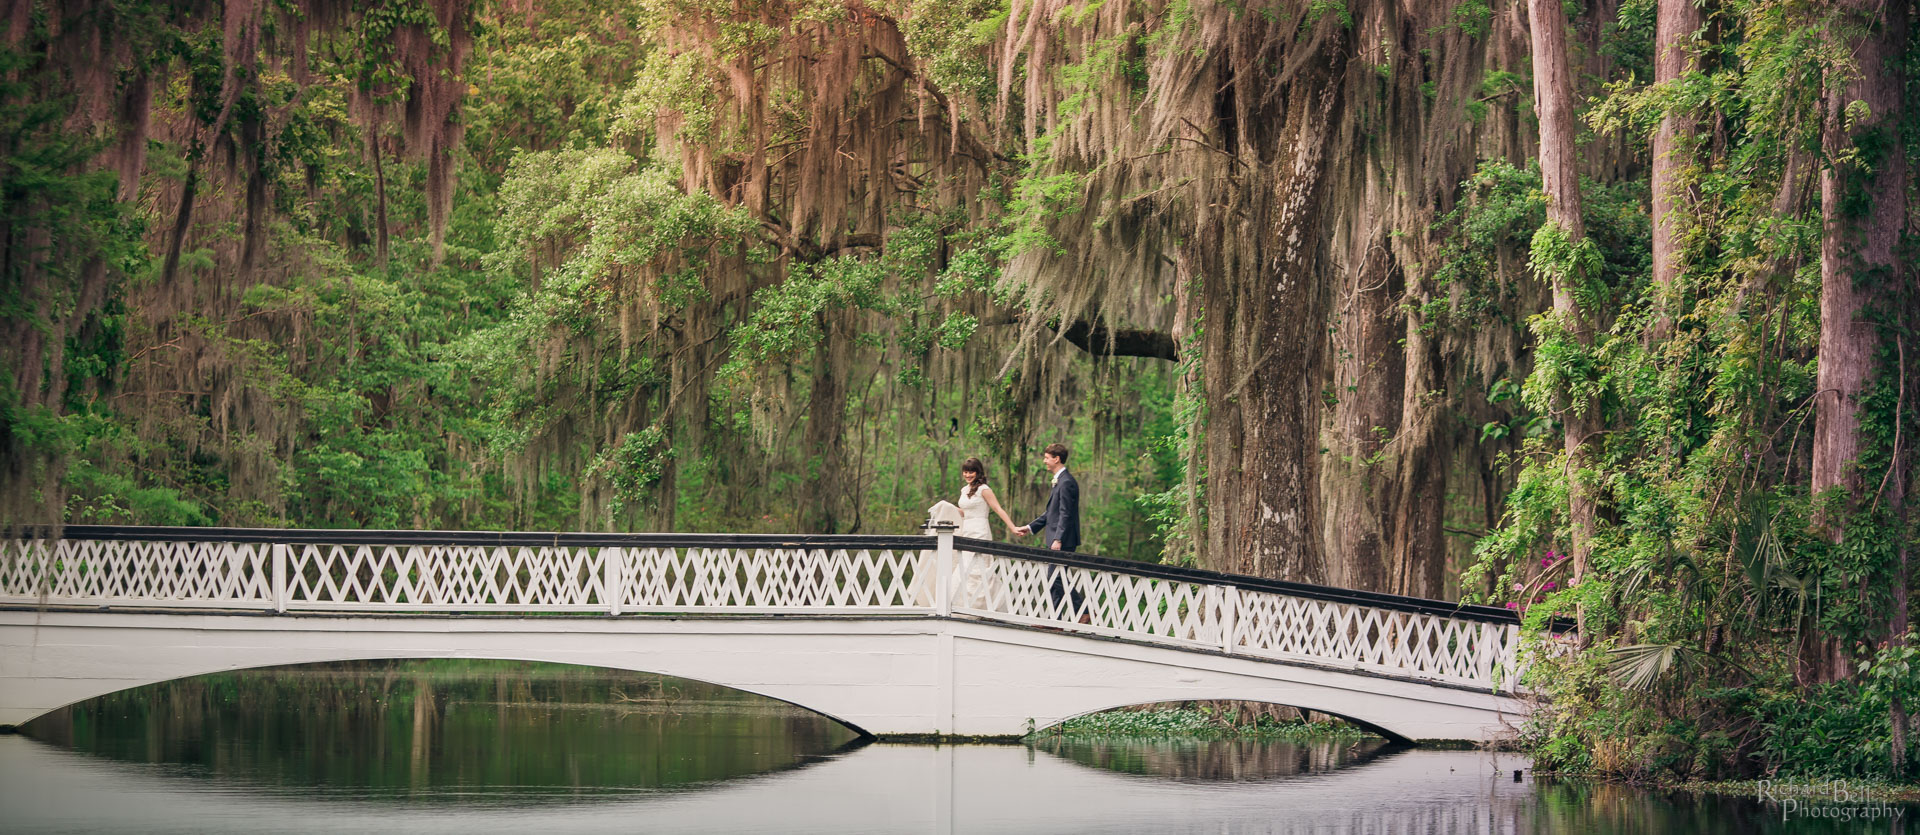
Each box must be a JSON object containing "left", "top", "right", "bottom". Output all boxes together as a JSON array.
[
  {"left": 158, "top": 162, "right": 199, "bottom": 288},
  {"left": 1528, "top": 0, "right": 1599, "bottom": 640},
  {"left": 1647, "top": 0, "right": 1703, "bottom": 344},
  {"left": 1197, "top": 27, "right": 1348, "bottom": 583},
  {"left": 1312, "top": 5, "right": 1506, "bottom": 601},
  {"left": 1805, "top": 0, "right": 1908, "bottom": 686},
  {"left": 370, "top": 129, "right": 390, "bottom": 271},
  {"left": 1324, "top": 244, "right": 1407, "bottom": 593},
  {"left": 802, "top": 312, "right": 849, "bottom": 533},
  {"left": 1813, "top": 0, "right": 1907, "bottom": 510}
]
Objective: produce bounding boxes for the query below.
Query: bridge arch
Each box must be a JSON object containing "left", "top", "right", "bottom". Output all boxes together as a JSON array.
[
  {"left": 1035, "top": 698, "right": 1414, "bottom": 743},
  {"left": 10, "top": 652, "right": 881, "bottom": 738}
]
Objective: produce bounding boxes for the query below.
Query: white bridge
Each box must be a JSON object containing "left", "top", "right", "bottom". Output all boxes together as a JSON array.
[{"left": 0, "top": 526, "right": 1552, "bottom": 742}]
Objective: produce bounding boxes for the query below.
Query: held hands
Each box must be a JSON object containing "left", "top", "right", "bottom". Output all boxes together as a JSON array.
[{"left": 1007, "top": 525, "right": 1056, "bottom": 548}]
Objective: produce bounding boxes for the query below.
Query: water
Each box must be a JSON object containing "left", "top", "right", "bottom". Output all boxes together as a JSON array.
[{"left": 2, "top": 662, "right": 1911, "bottom": 833}]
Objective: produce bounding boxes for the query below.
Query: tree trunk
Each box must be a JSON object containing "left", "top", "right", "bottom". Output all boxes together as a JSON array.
[
  {"left": 1528, "top": 0, "right": 1599, "bottom": 640},
  {"left": 1804, "top": 0, "right": 1908, "bottom": 685},
  {"left": 802, "top": 312, "right": 849, "bottom": 533},
  {"left": 1390, "top": 301, "right": 1449, "bottom": 598},
  {"left": 370, "top": 129, "right": 390, "bottom": 271},
  {"left": 1323, "top": 244, "right": 1407, "bottom": 592},
  {"left": 1813, "top": 0, "right": 1907, "bottom": 510},
  {"left": 1312, "top": 6, "right": 1506, "bottom": 601},
  {"left": 158, "top": 162, "right": 199, "bottom": 288},
  {"left": 1197, "top": 27, "right": 1348, "bottom": 583},
  {"left": 1647, "top": 0, "right": 1702, "bottom": 344}
]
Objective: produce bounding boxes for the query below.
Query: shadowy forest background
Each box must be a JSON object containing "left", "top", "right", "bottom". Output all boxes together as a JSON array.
[{"left": 4, "top": 0, "right": 1919, "bottom": 783}]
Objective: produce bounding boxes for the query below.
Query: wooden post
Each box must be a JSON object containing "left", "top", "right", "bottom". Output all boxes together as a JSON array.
[
  {"left": 933, "top": 523, "right": 955, "bottom": 617},
  {"left": 605, "top": 547, "right": 624, "bottom": 615},
  {"left": 1476, "top": 623, "right": 1495, "bottom": 686},
  {"left": 1219, "top": 585, "right": 1238, "bottom": 655},
  {"left": 1499, "top": 623, "right": 1518, "bottom": 689},
  {"left": 272, "top": 543, "right": 288, "bottom": 613}
]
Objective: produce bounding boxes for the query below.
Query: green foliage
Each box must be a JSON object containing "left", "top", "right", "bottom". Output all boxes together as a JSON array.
[
  {"left": 1301, "top": 1, "right": 1353, "bottom": 32},
  {"left": 1861, "top": 635, "right": 1920, "bottom": 714},
  {"left": 1599, "top": 0, "right": 1655, "bottom": 81},
  {"left": 934, "top": 242, "right": 1004, "bottom": 300},
  {"left": 724, "top": 256, "right": 891, "bottom": 375},
  {"left": 1744, "top": 637, "right": 1920, "bottom": 780},
  {"left": 1441, "top": 0, "right": 1494, "bottom": 39},
  {"left": 1139, "top": 321, "right": 1204, "bottom": 564},
  {"left": 588, "top": 426, "right": 675, "bottom": 515},
  {"left": 1000, "top": 170, "right": 1084, "bottom": 258},
  {"left": 1520, "top": 645, "right": 1753, "bottom": 780},
  {"left": 1425, "top": 161, "right": 1547, "bottom": 328},
  {"left": 1761, "top": 681, "right": 1918, "bottom": 780},
  {"left": 897, "top": 0, "right": 1002, "bottom": 102},
  {"left": 1526, "top": 223, "right": 1606, "bottom": 312},
  {"left": 1467, "top": 0, "right": 1920, "bottom": 785}
]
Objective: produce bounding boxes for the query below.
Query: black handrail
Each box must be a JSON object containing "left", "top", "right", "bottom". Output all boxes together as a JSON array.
[
  {"left": 950, "top": 539, "right": 1546, "bottom": 627},
  {"left": 26, "top": 524, "right": 1566, "bottom": 629},
  {"left": 29, "top": 524, "right": 935, "bottom": 551}
]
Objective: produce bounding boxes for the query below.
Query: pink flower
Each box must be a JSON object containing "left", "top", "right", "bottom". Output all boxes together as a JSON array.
[
  {"left": 1512, "top": 583, "right": 1525, "bottom": 592},
  {"left": 1504, "top": 602, "right": 1519, "bottom": 609},
  {"left": 1543, "top": 581, "right": 1558, "bottom": 591},
  {"left": 1540, "top": 557, "right": 1553, "bottom": 567}
]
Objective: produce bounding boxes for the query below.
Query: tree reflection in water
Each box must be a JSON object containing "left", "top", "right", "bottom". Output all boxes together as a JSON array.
[{"left": 1034, "top": 735, "right": 1399, "bottom": 781}]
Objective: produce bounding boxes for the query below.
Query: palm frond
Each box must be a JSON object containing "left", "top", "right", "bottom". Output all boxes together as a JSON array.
[
  {"left": 1608, "top": 643, "right": 1685, "bottom": 690},
  {"left": 1607, "top": 642, "right": 1757, "bottom": 691}
]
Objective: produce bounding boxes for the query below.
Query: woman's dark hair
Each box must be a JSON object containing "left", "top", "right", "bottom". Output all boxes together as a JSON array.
[{"left": 961, "top": 457, "right": 987, "bottom": 498}]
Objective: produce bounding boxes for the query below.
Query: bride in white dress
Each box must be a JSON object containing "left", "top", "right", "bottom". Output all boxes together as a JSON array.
[
  {"left": 957, "top": 458, "right": 1019, "bottom": 541},
  {"left": 948, "top": 458, "right": 1018, "bottom": 609},
  {"left": 915, "top": 458, "right": 1020, "bottom": 608}
]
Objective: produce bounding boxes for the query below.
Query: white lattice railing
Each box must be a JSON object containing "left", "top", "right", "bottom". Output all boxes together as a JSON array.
[
  {"left": 1, "top": 526, "right": 1533, "bottom": 692},
  {"left": 943, "top": 547, "right": 1526, "bottom": 691}
]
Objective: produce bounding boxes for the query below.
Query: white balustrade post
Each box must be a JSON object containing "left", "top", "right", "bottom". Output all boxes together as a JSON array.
[
  {"left": 933, "top": 522, "right": 955, "bottom": 617},
  {"left": 1503, "top": 623, "right": 1523, "bottom": 691},
  {"left": 272, "top": 543, "right": 288, "bottom": 613},
  {"left": 605, "top": 547, "right": 624, "bottom": 615},
  {"left": 1218, "top": 585, "right": 1238, "bottom": 655},
  {"left": 1477, "top": 622, "right": 1496, "bottom": 686}
]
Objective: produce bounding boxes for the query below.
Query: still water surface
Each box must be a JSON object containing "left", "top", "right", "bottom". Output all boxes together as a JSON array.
[{"left": 2, "top": 661, "right": 1910, "bottom": 833}]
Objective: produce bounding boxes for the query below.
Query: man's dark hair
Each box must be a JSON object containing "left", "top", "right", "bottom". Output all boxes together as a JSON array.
[{"left": 1044, "top": 443, "right": 1069, "bottom": 463}]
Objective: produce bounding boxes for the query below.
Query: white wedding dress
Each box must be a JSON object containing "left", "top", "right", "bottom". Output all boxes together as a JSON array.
[
  {"left": 952, "top": 486, "right": 1003, "bottom": 609},
  {"left": 914, "top": 487, "right": 1006, "bottom": 609},
  {"left": 956, "top": 486, "right": 994, "bottom": 541}
]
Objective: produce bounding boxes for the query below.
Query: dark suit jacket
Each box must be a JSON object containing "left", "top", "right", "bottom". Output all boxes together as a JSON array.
[{"left": 1028, "top": 469, "right": 1081, "bottom": 551}]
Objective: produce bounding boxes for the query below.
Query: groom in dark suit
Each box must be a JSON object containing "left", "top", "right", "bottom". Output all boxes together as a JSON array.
[
  {"left": 1015, "top": 443, "right": 1084, "bottom": 620},
  {"left": 1015, "top": 443, "right": 1079, "bottom": 551}
]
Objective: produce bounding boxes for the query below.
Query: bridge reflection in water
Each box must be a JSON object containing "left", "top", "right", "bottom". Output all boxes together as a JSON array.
[
  {"left": 5, "top": 731, "right": 1851, "bottom": 834},
  {"left": 20, "top": 660, "right": 863, "bottom": 794},
  {"left": 1035, "top": 734, "right": 1400, "bottom": 781},
  {"left": 1, "top": 525, "right": 1561, "bottom": 741}
]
